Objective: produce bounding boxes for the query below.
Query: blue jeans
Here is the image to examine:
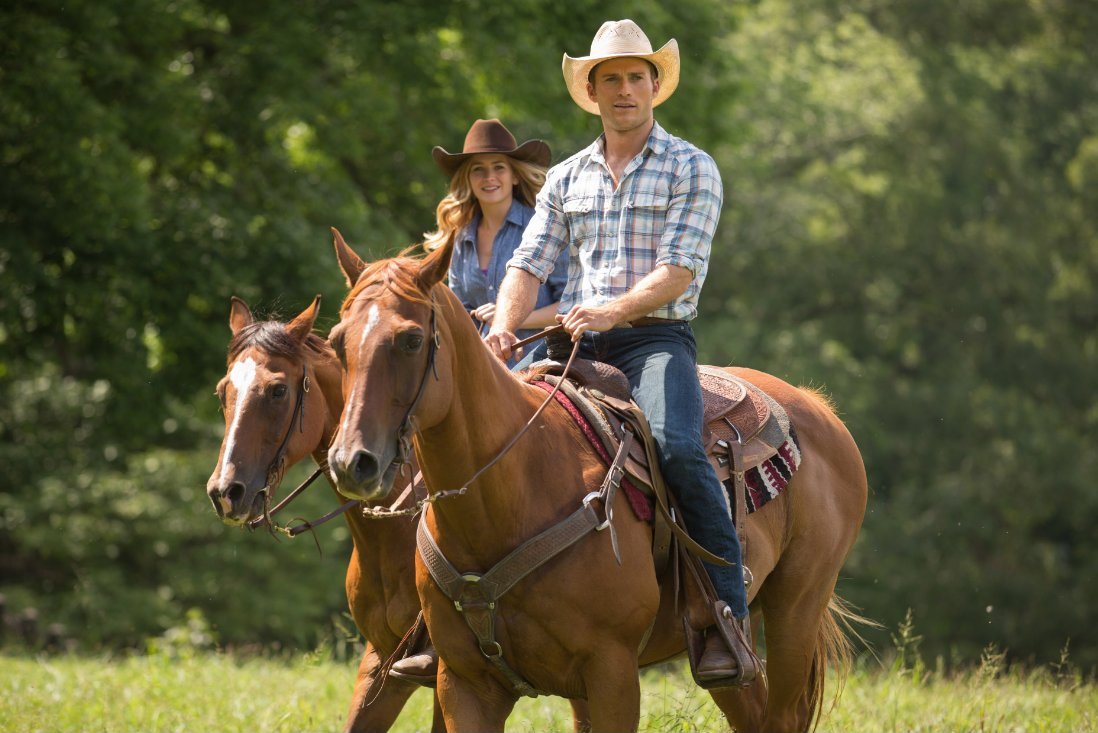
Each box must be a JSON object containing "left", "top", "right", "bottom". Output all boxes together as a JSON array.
[{"left": 563, "top": 323, "right": 748, "bottom": 619}]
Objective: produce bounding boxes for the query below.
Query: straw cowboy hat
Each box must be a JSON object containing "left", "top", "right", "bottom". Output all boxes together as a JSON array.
[
  {"left": 562, "top": 19, "right": 680, "bottom": 115},
  {"left": 432, "top": 119, "right": 551, "bottom": 178}
]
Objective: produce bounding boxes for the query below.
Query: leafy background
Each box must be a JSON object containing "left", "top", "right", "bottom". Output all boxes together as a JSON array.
[{"left": 2, "top": 0, "right": 1095, "bottom": 666}]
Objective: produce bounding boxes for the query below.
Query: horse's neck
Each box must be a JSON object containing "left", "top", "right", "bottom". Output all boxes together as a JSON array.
[
  {"left": 308, "top": 350, "right": 343, "bottom": 461},
  {"left": 417, "top": 301, "right": 585, "bottom": 556}
]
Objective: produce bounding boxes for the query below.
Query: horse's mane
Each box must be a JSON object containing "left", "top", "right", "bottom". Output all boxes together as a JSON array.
[
  {"left": 339, "top": 245, "right": 440, "bottom": 315},
  {"left": 227, "top": 321, "right": 329, "bottom": 364}
]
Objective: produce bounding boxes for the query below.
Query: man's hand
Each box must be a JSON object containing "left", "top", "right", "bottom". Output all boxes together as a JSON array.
[
  {"left": 484, "top": 329, "right": 521, "bottom": 362},
  {"left": 556, "top": 304, "right": 622, "bottom": 340}
]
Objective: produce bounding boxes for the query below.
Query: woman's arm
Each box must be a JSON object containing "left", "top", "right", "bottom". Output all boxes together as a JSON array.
[{"left": 520, "top": 302, "right": 561, "bottom": 329}]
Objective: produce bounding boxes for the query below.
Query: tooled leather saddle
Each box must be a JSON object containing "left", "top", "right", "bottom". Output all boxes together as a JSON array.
[{"left": 530, "top": 358, "right": 794, "bottom": 543}]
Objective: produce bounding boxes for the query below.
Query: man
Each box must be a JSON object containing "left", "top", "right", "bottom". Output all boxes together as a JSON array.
[{"left": 485, "top": 19, "right": 756, "bottom": 686}]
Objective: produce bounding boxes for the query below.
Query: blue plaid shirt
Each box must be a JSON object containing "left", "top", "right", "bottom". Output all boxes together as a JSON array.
[{"left": 507, "top": 122, "right": 722, "bottom": 321}]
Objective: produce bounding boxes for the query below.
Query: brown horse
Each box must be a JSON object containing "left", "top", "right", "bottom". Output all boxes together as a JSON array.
[
  {"left": 326, "top": 233, "right": 868, "bottom": 733},
  {"left": 205, "top": 295, "right": 445, "bottom": 733}
]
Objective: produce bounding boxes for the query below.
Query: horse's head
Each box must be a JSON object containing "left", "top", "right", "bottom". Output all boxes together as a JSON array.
[
  {"left": 326, "top": 228, "right": 454, "bottom": 501},
  {"left": 207, "top": 295, "right": 331, "bottom": 525}
]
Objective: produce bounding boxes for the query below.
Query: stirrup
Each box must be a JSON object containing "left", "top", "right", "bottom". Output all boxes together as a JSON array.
[{"left": 683, "top": 602, "right": 760, "bottom": 689}]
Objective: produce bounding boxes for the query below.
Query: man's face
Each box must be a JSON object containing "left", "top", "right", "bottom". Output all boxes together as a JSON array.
[{"left": 586, "top": 57, "right": 660, "bottom": 134}]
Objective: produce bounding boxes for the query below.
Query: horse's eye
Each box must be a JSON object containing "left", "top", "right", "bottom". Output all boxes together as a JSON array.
[
  {"left": 271, "top": 384, "right": 288, "bottom": 399},
  {"left": 398, "top": 332, "right": 424, "bottom": 354}
]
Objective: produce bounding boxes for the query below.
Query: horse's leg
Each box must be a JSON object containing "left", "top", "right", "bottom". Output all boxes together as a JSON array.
[
  {"left": 342, "top": 642, "right": 418, "bottom": 733},
  {"left": 436, "top": 661, "right": 515, "bottom": 733},
  {"left": 754, "top": 574, "right": 840, "bottom": 733},
  {"left": 569, "top": 698, "right": 591, "bottom": 733},
  {"left": 582, "top": 650, "right": 641, "bottom": 733},
  {"left": 708, "top": 607, "right": 768, "bottom": 732},
  {"left": 429, "top": 692, "right": 446, "bottom": 733}
]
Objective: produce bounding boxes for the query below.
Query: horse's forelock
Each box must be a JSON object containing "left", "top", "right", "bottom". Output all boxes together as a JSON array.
[
  {"left": 339, "top": 255, "right": 435, "bottom": 316},
  {"left": 228, "top": 321, "right": 326, "bottom": 364}
]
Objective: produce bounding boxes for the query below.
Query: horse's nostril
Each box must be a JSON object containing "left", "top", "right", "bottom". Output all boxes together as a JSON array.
[
  {"left": 351, "top": 450, "right": 380, "bottom": 484},
  {"left": 225, "top": 482, "right": 246, "bottom": 508},
  {"left": 210, "top": 491, "right": 227, "bottom": 518}
]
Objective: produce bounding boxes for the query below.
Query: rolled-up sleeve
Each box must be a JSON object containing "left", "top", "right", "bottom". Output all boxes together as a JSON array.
[
  {"left": 656, "top": 152, "right": 723, "bottom": 277},
  {"left": 507, "top": 171, "right": 569, "bottom": 283}
]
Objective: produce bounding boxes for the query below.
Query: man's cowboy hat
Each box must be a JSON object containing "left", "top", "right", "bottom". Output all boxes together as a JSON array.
[
  {"left": 562, "top": 19, "right": 680, "bottom": 115},
  {"left": 432, "top": 119, "right": 551, "bottom": 178}
]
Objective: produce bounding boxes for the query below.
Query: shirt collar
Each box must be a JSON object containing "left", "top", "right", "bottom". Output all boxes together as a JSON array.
[
  {"left": 587, "top": 120, "right": 668, "bottom": 166},
  {"left": 459, "top": 199, "right": 529, "bottom": 248}
]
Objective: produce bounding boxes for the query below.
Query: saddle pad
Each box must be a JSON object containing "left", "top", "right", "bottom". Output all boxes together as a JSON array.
[
  {"left": 531, "top": 380, "right": 654, "bottom": 522},
  {"left": 741, "top": 428, "right": 801, "bottom": 513}
]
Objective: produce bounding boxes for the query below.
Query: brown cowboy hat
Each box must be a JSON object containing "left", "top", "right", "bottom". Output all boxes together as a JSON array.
[{"left": 432, "top": 118, "right": 551, "bottom": 178}]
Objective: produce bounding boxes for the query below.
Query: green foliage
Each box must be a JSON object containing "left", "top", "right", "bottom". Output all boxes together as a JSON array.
[
  {"left": 1, "top": 0, "right": 1095, "bottom": 669},
  {"left": 694, "top": 0, "right": 1098, "bottom": 666}
]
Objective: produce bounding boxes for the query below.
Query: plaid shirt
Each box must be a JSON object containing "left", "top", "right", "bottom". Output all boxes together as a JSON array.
[{"left": 507, "top": 122, "right": 723, "bottom": 321}]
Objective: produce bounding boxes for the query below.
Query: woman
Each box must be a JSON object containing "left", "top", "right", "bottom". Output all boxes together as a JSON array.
[{"left": 426, "top": 118, "right": 568, "bottom": 366}]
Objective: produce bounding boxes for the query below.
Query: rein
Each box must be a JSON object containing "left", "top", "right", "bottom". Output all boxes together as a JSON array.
[{"left": 399, "top": 313, "right": 579, "bottom": 508}]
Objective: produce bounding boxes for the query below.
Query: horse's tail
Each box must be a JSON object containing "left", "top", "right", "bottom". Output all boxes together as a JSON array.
[{"left": 806, "top": 593, "right": 877, "bottom": 731}]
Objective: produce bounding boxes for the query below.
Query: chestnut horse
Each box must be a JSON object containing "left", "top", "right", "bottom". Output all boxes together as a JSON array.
[
  {"left": 326, "top": 233, "right": 868, "bottom": 733},
  {"left": 205, "top": 295, "right": 445, "bottom": 733}
]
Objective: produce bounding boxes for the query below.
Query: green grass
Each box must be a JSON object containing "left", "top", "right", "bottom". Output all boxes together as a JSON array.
[{"left": 1, "top": 651, "right": 1094, "bottom": 732}]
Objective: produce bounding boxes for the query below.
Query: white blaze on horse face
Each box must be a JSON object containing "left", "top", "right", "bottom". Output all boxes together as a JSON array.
[
  {"left": 219, "top": 356, "right": 258, "bottom": 482},
  {"left": 340, "top": 303, "right": 380, "bottom": 447}
]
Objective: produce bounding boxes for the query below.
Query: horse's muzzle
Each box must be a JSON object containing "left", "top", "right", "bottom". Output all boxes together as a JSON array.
[
  {"left": 328, "top": 447, "right": 387, "bottom": 501},
  {"left": 207, "top": 480, "right": 265, "bottom": 526}
]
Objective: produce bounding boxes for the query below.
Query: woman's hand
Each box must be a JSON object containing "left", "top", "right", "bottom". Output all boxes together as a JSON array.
[{"left": 473, "top": 303, "right": 497, "bottom": 324}]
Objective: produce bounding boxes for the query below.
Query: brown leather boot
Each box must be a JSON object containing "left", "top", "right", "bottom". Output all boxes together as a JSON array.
[
  {"left": 388, "top": 645, "right": 439, "bottom": 687},
  {"left": 696, "top": 602, "right": 759, "bottom": 687},
  {"left": 696, "top": 629, "right": 740, "bottom": 679}
]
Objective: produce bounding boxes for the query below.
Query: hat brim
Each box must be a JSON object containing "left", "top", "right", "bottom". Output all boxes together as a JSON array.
[
  {"left": 561, "top": 39, "right": 679, "bottom": 115},
  {"left": 432, "top": 139, "right": 552, "bottom": 178}
]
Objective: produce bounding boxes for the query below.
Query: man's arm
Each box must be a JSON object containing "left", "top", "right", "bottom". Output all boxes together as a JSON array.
[
  {"left": 556, "top": 263, "right": 692, "bottom": 339},
  {"left": 485, "top": 267, "right": 542, "bottom": 361}
]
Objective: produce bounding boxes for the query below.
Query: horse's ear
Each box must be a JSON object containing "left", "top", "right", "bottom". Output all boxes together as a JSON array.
[
  {"left": 286, "top": 294, "right": 321, "bottom": 344},
  {"left": 417, "top": 240, "right": 453, "bottom": 290},
  {"left": 332, "top": 227, "right": 366, "bottom": 287},
  {"left": 229, "top": 296, "right": 254, "bottom": 335}
]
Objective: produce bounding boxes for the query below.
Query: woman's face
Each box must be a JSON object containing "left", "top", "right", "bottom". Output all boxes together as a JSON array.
[{"left": 466, "top": 154, "right": 515, "bottom": 209}]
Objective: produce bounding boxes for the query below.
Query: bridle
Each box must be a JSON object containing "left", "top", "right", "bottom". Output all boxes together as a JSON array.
[
  {"left": 390, "top": 296, "right": 441, "bottom": 476},
  {"left": 247, "top": 291, "right": 572, "bottom": 535},
  {"left": 245, "top": 362, "right": 332, "bottom": 535},
  {"left": 245, "top": 297, "right": 443, "bottom": 537}
]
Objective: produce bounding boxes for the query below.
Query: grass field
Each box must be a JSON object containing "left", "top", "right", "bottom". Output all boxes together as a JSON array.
[{"left": 2, "top": 647, "right": 1094, "bottom": 732}]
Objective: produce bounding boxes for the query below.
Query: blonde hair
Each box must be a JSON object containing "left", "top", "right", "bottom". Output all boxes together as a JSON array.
[{"left": 423, "top": 157, "right": 547, "bottom": 252}]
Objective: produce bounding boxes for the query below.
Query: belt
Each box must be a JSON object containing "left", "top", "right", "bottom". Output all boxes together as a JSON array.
[{"left": 622, "top": 317, "right": 685, "bottom": 327}]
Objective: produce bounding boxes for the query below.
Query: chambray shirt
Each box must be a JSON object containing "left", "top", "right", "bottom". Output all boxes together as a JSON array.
[
  {"left": 448, "top": 199, "right": 569, "bottom": 341},
  {"left": 507, "top": 122, "right": 722, "bottom": 321}
]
